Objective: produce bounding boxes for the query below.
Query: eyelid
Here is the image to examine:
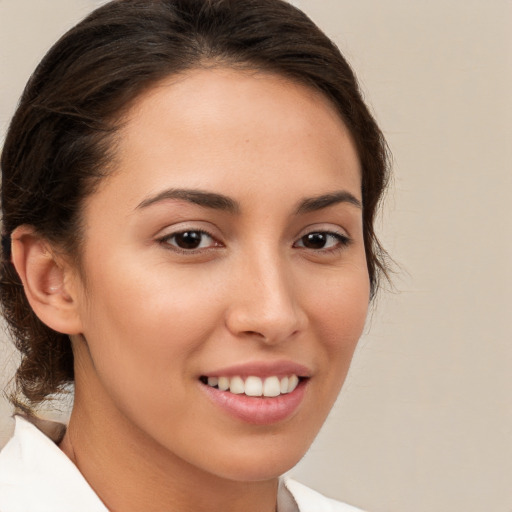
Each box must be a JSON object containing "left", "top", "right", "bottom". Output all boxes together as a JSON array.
[
  {"left": 155, "top": 223, "right": 224, "bottom": 253},
  {"left": 155, "top": 220, "right": 220, "bottom": 239},
  {"left": 296, "top": 223, "right": 351, "bottom": 240},
  {"left": 293, "top": 224, "right": 353, "bottom": 252},
  {"left": 294, "top": 231, "right": 351, "bottom": 247}
]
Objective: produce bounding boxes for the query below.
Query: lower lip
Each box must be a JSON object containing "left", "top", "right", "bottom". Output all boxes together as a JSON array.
[{"left": 200, "top": 380, "right": 307, "bottom": 425}]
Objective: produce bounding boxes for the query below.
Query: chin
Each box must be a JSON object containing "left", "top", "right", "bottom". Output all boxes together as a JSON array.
[
  {"left": 188, "top": 429, "right": 317, "bottom": 483},
  {"left": 211, "top": 451, "right": 305, "bottom": 483}
]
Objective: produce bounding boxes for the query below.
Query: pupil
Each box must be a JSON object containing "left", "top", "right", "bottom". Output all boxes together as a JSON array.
[
  {"left": 176, "top": 231, "right": 202, "bottom": 249},
  {"left": 303, "top": 233, "right": 326, "bottom": 249}
]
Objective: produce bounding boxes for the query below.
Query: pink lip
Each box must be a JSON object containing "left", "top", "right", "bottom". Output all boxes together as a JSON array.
[
  {"left": 200, "top": 379, "right": 307, "bottom": 425},
  {"left": 202, "top": 360, "right": 311, "bottom": 379},
  {"left": 199, "top": 360, "right": 312, "bottom": 425}
]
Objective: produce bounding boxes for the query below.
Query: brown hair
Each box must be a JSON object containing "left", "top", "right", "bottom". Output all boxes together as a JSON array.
[{"left": 1, "top": 0, "right": 390, "bottom": 408}]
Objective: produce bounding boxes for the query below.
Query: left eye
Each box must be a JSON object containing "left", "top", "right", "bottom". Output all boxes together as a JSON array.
[
  {"left": 162, "top": 230, "right": 218, "bottom": 250},
  {"left": 294, "top": 232, "right": 349, "bottom": 250}
]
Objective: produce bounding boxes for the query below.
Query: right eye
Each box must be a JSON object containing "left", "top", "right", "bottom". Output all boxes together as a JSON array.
[{"left": 160, "top": 230, "right": 220, "bottom": 251}]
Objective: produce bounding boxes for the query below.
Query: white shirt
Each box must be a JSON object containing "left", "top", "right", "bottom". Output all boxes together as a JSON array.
[{"left": 0, "top": 416, "right": 363, "bottom": 512}]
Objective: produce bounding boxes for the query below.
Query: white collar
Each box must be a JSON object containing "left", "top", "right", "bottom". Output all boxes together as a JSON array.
[
  {"left": 0, "top": 415, "right": 361, "bottom": 512},
  {"left": 0, "top": 415, "right": 108, "bottom": 512}
]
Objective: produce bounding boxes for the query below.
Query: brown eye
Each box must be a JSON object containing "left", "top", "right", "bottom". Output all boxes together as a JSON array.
[
  {"left": 163, "top": 230, "right": 217, "bottom": 251},
  {"left": 175, "top": 231, "right": 203, "bottom": 249},
  {"left": 294, "top": 231, "right": 350, "bottom": 251},
  {"left": 301, "top": 233, "right": 329, "bottom": 249}
]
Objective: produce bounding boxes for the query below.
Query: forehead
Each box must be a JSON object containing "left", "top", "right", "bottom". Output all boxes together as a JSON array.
[{"left": 92, "top": 67, "right": 362, "bottom": 213}]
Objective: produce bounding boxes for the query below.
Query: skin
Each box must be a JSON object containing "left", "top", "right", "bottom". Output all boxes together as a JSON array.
[{"left": 14, "top": 67, "right": 370, "bottom": 512}]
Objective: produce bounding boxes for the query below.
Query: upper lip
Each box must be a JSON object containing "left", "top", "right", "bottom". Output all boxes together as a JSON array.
[{"left": 201, "top": 360, "right": 312, "bottom": 379}]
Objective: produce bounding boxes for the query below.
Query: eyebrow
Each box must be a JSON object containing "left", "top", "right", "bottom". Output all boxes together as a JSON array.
[
  {"left": 295, "top": 191, "right": 362, "bottom": 214},
  {"left": 137, "top": 188, "right": 240, "bottom": 214},
  {"left": 136, "top": 188, "right": 361, "bottom": 215}
]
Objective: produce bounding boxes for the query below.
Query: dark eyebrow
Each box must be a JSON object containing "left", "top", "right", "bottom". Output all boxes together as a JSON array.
[
  {"left": 295, "top": 191, "right": 362, "bottom": 214},
  {"left": 136, "top": 188, "right": 240, "bottom": 214}
]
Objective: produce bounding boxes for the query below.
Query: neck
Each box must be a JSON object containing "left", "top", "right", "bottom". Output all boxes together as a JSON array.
[{"left": 59, "top": 351, "right": 279, "bottom": 512}]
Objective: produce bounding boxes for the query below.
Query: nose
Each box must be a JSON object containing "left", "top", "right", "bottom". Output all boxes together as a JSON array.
[{"left": 225, "top": 252, "right": 307, "bottom": 345}]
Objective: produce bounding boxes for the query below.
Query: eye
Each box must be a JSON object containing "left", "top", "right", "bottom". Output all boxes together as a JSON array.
[
  {"left": 160, "top": 230, "right": 219, "bottom": 251},
  {"left": 294, "top": 231, "right": 350, "bottom": 251}
]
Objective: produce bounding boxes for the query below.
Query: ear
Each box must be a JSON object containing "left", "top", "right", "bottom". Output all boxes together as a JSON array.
[{"left": 10, "top": 225, "right": 84, "bottom": 335}]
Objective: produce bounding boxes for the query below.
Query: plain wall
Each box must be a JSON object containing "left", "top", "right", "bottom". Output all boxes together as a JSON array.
[{"left": 1, "top": 1, "right": 511, "bottom": 511}]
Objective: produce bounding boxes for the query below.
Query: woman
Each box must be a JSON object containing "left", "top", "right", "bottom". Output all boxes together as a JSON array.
[{"left": 0, "top": 0, "right": 389, "bottom": 511}]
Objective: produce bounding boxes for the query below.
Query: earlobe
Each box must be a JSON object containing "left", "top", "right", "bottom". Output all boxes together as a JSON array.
[{"left": 10, "top": 225, "right": 83, "bottom": 335}]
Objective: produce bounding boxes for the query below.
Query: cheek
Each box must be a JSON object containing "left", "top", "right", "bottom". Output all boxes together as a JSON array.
[
  {"left": 307, "top": 264, "right": 369, "bottom": 338},
  {"left": 303, "top": 264, "right": 370, "bottom": 381},
  {"left": 84, "top": 253, "right": 221, "bottom": 337},
  {"left": 76, "top": 260, "right": 225, "bottom": 398}
]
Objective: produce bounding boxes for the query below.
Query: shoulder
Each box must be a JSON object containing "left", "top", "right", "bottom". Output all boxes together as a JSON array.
[
  {"left": 0, "top": 415, "right": 108, "bottom": 512},
  {"left": 281, "top": 478, "right": 365, "bottom": 512}
]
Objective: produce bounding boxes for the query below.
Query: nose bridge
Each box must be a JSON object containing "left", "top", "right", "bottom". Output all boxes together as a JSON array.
[
  {"left": 251, "top": 248, "right": 291, "bottom": 311},
  {"left": 227, "top": 244, "right": 305, "bottom": 343}
]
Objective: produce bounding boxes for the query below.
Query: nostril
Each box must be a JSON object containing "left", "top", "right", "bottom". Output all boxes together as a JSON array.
[{"left": 243, "top": 330, "right": 265, "bottom": 338}]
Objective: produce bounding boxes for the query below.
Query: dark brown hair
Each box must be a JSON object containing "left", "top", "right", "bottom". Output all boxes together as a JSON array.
[{"left": 1, "top": 0, "right": 390, "bottom": 408}]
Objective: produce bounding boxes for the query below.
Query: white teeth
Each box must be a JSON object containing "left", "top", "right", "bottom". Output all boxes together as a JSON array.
[
  {"left": 229, "top": 376, "right": 245, "bottom": 394},
  {"left": 204, "top": 374, "right": 302, "bottom": 397},
  {"left": 288, "top": 375, "right": 299, "bottom": 393},
  {"left": 218, "top": 376, "right": 229, "bottom": 391},
  {"left": 245, "top": 376, "right": 263, "bottom": 397},
  {"left": 263, "top": 376, "right": 281, "bottom": 397}
]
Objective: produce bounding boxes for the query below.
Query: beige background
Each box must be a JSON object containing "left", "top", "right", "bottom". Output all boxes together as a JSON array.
[{"left": 1, "top": 1, "right": 511, "bottom": 511}]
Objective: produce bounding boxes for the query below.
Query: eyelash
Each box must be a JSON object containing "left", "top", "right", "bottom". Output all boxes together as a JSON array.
[
  {"left": 157, "top": 229, "right": 220, "bottom": 254},
  {"left": 293, "top": 231, "right": 352, "bottom": 253},
  {"left": 158, "top": 229, "right": 352, "bottom": 255}
]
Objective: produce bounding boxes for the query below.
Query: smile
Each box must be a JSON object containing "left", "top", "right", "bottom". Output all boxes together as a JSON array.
[
  {"left": 200, "top": 375, "right": 300, "bottom": 397},
  {"left": 199, "top": 371, "right": 309, "bottom": 425}
]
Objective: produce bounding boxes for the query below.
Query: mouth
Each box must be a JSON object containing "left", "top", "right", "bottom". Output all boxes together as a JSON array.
[
  {"left": 199, "top": 374, "right": 304, "bottom": 398},
  {"left": 199, "top": 367, "right": 310, "bottom": 425}
]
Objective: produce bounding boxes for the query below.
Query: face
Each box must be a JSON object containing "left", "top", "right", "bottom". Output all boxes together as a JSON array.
[{"left": 70, "top": 67, "right": 369, "bottom": 481}]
